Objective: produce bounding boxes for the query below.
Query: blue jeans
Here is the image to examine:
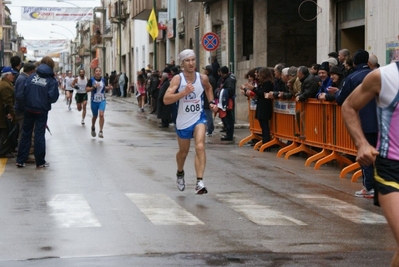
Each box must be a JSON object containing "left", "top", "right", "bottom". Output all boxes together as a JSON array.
[
  {"left": 17, "top": 110, "right": 48, "bottom": 166},
  {"left": 205, "top": 109, "right": 214, "bottom": 134}
]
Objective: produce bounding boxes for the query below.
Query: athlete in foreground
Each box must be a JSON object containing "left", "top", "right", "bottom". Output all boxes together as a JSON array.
[{"left": 163, "top": 49, "right": 218, "bottom": 194}]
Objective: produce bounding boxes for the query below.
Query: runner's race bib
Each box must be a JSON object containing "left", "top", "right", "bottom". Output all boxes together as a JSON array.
[{"left": 93, "top": 93, "right": 104, "bottom": 102}]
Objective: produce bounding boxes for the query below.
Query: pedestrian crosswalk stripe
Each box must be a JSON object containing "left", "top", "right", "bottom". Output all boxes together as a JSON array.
[
  {"left": 48, "top": 194, "right": 101, "bottom": 228},
  {"left": 293, "top": 194, "right": 387, "bottom": 224},
  {"left": 216, "top": 193, "right": 307, "bottom": 226},
  {"left": 126, "top": 193, "right": 204, "bottom": 225}
]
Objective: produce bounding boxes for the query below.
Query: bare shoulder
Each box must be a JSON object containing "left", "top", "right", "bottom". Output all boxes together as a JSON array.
[
  {"left": 170, "top": 74, "right": 181, "bottom": 85},
  {"left": 362, "top": 68, "right": 381, "bottom": 93},
  {"left": 200, "top": 73, "right": 209, "bottom": 81},
  {"left": 200, "top": 73, "right": 210, "bottom": 85}
]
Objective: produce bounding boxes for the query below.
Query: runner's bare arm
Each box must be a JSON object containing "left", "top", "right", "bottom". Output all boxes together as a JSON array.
[
  {"left": 201, "top": 74, "right": 218, "bottom": 111},
  {"left": 163, "top": 75, "right": 191, "bottom": 105}
]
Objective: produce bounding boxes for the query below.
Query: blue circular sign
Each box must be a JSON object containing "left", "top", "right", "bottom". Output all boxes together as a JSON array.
[{"left": 202, "top": 32, "right": 220, "bottom": 52}]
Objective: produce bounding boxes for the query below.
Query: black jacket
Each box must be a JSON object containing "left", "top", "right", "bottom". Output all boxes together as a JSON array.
[
  {"left": 297, "top": 73, "right": 318, "bottom": 102},
  {"left": 254, "top": 81, "right": 273, "bottom": 121},
  {"left": 157, "top": 80, "right": 172, "bottom": 120}
]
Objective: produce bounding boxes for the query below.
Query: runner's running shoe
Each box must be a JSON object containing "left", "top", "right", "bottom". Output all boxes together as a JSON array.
[
  {"left": 355, "top": 188, "right": 374, "bottom": 198},
  {"left": 176, "top": 170, "right": 185, "bottom": 191},
  {"left": 91, "top": 127, "right": 96, "bottom": 137},
  {"left": 195, "top": 180, "right": 208, "bottom": 195}
]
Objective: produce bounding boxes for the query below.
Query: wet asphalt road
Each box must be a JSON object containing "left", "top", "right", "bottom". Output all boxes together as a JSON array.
[{"left": 0, "top": 94, "right": 395, "bottom": 266}]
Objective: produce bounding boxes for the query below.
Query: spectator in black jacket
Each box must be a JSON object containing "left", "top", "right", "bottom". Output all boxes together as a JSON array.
[
  {"left": 251, "top": 67, "right": 274, "bottom": 146},
  {"left": 295, "top": 66, "right": 319, "bottom": 102},
  {"left": 218, "top": 66, "right": 236, "bottom": 141}
]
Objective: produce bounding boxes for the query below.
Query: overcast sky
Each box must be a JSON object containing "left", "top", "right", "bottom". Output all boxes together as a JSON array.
[{"left": 8, "top": 0, "right": 101, "bottom": 40}]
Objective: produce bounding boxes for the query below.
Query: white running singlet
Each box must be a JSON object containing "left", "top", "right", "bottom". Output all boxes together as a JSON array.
[
  {"left": 65, "top": 76, "right": 74, "bottom": 90},
  {"left": 76, "top": 76, "right": 87, "bottom": 94},
  {"left": 176, "top": 72, "right": 204, "bottom": 130}
]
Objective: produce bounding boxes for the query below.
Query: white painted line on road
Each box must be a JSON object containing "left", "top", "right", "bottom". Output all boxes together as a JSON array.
[
  {"left": 126, "top": 193, "right": 204, "bottom": 225},
  {"left": 47, "top": 194, "right": 101, "bottom": 228},
  {"left": 293, "top": 194, "right": 387, "bottom": 224},
  {"left": 216, "top": 193, "right": 307, "bottom": 226}
]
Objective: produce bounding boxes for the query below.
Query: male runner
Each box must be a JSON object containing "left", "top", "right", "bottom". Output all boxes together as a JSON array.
[
  {"left": 72, "top": 69, "right": 88, "bottom": 125},
  {"left": 342, "top": 61, "right": 399, "bottom": 266},
  {"left": 64, "top": 70, "right": 74, "bottom": 110},
  {"left": 163, "top": 49, "right": 218, "bottom": 194}
]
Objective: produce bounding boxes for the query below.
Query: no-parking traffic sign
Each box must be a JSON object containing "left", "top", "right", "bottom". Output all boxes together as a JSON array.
[{"left": 202, "top": 32, "right": 220, "bottom": 52}]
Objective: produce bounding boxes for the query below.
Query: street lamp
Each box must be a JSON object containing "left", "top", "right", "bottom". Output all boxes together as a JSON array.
[
  {"left": 50, "top": 31, "right": 70, "bottom": 40},
  {"left": 51, "top": 23, "right": 75, "bottom": 39}
]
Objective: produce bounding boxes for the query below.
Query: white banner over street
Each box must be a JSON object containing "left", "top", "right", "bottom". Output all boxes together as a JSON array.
[
  {"left": 22, "top": 39, "right": 69, "bottom": 57},
  {"left": 21, "top": 7, "right": 93, "bottom": 21}
]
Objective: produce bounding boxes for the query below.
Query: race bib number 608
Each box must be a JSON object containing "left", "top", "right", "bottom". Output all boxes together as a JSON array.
[{"left": 184, "top": 103, "right": 201, "bottom": 113}]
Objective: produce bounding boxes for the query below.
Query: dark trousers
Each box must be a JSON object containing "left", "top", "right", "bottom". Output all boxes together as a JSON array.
[
  {"left": 17, "top": 111, "right": 48, "bottom": 166},
  {"left": 259, "top": 119, "right": 271, "bottom": 144},
  {"left": 0, "top": 128, "right": 10, "bottom": 155},
  {"left": 222, "top": 110, "right": 234, "bottom": 138},
  {"left": 362, "top": 132, "right": 378, "bottom": 191}
]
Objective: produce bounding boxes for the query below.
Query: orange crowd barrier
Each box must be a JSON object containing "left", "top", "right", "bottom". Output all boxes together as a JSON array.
[{"left": 239, "top": 97, "right": 361, "bottom": 182}]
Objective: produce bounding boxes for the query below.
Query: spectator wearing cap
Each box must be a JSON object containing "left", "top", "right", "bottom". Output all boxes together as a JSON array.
[
  {"left": 216, "top": 66, "right": 236, "bottom": 141},
  {"left": 319, "top": 66, "right": 344, "bottom": 102},
  {"left": 0, "top": 67, "right": 18, "bottom": 157},
  {"left": 14, "top": 63, "right": 37, "bottom": 156},
  {"left": 316, "top": 61, "right": 332, "bottom": 100},
  {"left": 203, "top": 65, "right": 217, "bottom": 136},
  {"left": 368, "top": 54, "right": 380, "bottom": 70},
  {"left": 336, "top": 49, "right": 377, "bottom": 198},
  {"left": 338, "top": 48, "right": 351, "bottom": 77}
]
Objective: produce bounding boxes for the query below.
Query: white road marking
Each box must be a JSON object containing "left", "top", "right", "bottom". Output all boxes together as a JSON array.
[
  {"left": 47, "top": 194, "right": 101, "bottom": 228},
  {"left": 216, "top": 193, "right": 307, "bottom": 226},
  {"left": 126, "top": 193, "right": 204, "bottom": 225},
  {"left": 294, "top": 194, "right": 387, "bottom": 224}
]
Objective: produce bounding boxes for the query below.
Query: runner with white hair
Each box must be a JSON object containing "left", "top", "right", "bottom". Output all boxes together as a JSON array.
[{"left": 163, "top": 49, "right": 218, "bottom": 194}]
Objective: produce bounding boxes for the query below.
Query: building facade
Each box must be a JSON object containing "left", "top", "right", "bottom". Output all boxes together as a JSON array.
[{"left": 7, "top": 0, "right": 399, "bottom": 122}]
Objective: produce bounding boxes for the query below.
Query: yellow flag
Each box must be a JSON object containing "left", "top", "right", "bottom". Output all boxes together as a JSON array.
[{"left": 146, "top": 8, "right": 158, "bottom": 41}]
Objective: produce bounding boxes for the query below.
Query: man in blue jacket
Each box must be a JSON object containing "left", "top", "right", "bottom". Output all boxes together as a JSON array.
[
  {"left": 336, "top": 49, "right": 377, "bottom": 198},
  {"left": 15, "top": 57, "right": 59, "bottom": 168}
]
